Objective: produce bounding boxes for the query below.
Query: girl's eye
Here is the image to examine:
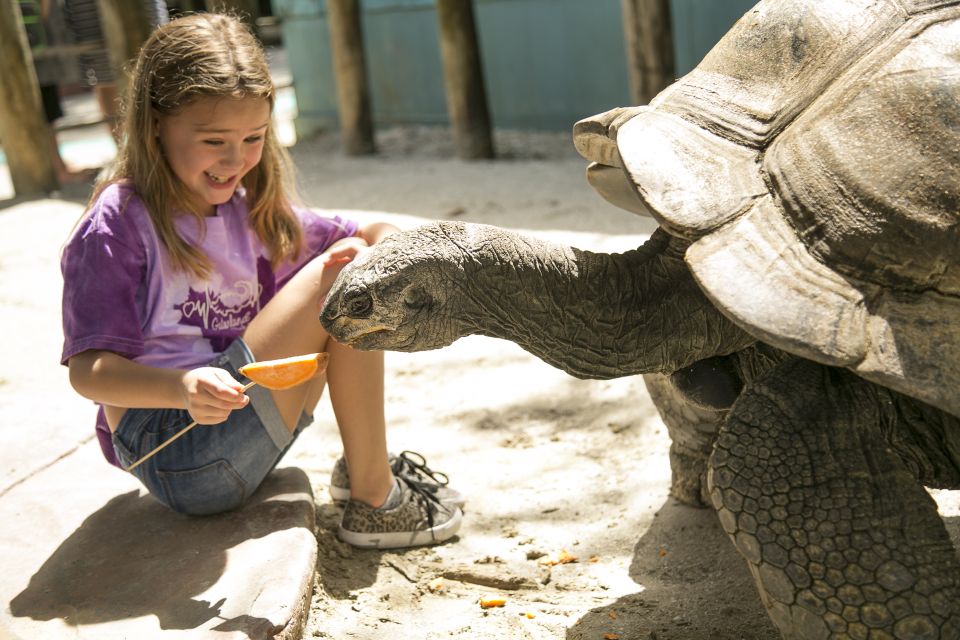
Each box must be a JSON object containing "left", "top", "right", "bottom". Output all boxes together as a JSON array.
[
  {"left": 203, "top": 139, "right": 223, "bottom": 146},
  {"left": 245, "top": 135, "right": 264, "bottom": 143}
]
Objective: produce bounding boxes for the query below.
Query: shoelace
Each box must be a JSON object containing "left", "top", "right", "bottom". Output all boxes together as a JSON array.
[
  {"left": 397, "top": 475, "right": 444, "bottom": 530},
  {"left": 391, "top": 450, "right": 451, "bottom": 487}
]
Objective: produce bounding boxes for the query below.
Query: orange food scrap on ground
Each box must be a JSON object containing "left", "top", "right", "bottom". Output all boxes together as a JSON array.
[
  {"left": 558, "top": 549, "right": 577, "bottom": 564},
  {"left": 519, "top": 611, "right": 536, "bottom": 619},
  {"left": 427, "top": 577, "right": 445, "bottom": 592},
  {"left": 238, "top": 353, "right": 328, "bottom": 390},
  {"left": 589, "top": 555, "right": 601, "bottom": 563},
  {"left": 539, "top": 549, "right": 579, "bottom": 566},
  {"left": 658, "top": 547, "right": 669, "bottom": 557},
  {"left": 603, "top": 634, "right": 621, "bottom": 640},
  {"left": 479, "top": 596, "right": 507, "bottom": 609},
  {"left": 608, "top": 611, "right": 618, "bottom": 620}
]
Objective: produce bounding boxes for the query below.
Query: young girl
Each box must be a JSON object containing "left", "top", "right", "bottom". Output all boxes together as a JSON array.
[{"left": 59, "top": 12, "right": 462, "bottom": 549}]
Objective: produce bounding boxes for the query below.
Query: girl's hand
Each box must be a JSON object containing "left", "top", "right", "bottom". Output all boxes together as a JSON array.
[
  {"left": 322, "top": 237, "right": 371, "bottom": 266},
  {"left": 180, "top": 367, "right": 249, "bottom": 424}
]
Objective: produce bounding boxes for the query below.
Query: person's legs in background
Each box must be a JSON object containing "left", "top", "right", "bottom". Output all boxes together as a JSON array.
[{"left": 40, "top": 82, "right": 97, "bottom": 184}]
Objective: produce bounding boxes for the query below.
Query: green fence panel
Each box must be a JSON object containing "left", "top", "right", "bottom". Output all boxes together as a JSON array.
[
  {"left": 476, "top": 0, "right": 629, "bottom": 130},
  {"left": 275, "top": 9, "right": 338, "bottom": 136},
  {"left": 272, "top": 0, "right": 756, "bottom": 135},
  {"left": 364, "top": 3, "right": 447, "bottom": 125},
  {"left": 671, "top": 0, "right": 756, "bottom": 74}
]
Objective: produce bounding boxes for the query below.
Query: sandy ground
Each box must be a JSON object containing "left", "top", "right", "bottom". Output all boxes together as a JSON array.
[{"left": 6, "top": 123, "right": 957, "bottom": 640}]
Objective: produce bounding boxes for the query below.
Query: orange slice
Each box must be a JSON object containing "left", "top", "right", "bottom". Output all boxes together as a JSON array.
[
  {"left": 479, "top": 596, "right": 507, "bottom": 609},
  {"left": 238, "top": 353, "right": 329, "bottom": 390}
]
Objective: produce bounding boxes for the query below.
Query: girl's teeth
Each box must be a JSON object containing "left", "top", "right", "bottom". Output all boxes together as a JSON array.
[{"left": 207, "top": 172, "right": 228, "bottom": 184}]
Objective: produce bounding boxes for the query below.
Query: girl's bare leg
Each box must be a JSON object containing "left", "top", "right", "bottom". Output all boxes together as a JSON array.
[
  {"left": 243, "top": 252, "right": 394, "bottom": 507},
  {"left": 326, "top": 339, "right": 393, "bottom": 507}
]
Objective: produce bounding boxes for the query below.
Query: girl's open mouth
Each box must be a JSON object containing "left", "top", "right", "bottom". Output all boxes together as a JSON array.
[{"left": 205, "top": 171, "right": 233, "bottom": 186}]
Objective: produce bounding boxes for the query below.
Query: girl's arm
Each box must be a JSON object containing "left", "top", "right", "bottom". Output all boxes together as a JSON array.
[
  {"left": 68, "top": 350, "right": 248, "bottom": 426},
  {"left": 357, "top": 221, "right": 399, "bottom": 246},
  {"left": 323, "top": 221, "right": 400, "bottom": 266}
]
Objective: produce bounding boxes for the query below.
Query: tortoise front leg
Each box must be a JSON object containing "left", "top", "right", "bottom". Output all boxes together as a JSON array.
[
  {"left": 646, "top": 345, "right": 791, "bottom": 507},
  {"left": 643, "top": 372, "right": 727, "bottom": 507},
  {"left": 709, "top": 357, "right": 960, "bottom": 640}
]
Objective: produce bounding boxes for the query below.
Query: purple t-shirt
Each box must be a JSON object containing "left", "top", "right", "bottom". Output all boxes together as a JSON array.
[{"left": 60, "top": 182, "right": 358, "bottom": 466}]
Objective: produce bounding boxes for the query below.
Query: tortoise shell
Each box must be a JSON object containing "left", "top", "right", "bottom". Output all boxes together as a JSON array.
[{"left": 605, "top": 0, "right": 960, "bottom": 416}]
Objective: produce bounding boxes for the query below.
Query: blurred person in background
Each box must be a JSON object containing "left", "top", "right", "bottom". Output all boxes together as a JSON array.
[
  {"left": 21, "top": 0, "right": 96, "bottom": 183},
  {"left": 63, "top": 0, "right": 168, "bottom": 141}
]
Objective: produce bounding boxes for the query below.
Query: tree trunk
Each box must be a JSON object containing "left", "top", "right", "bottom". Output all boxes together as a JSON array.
[
  {"left": 435, "top": 0, "right": 493, "bottom": 159},
  {"left": 326, "top": 0, "right": 376, "bottom": 155},
  {"left": 0, "top": 0, "right": 58, "bottom": 195},
  {"left": 95, "top": 0, "right": 154, "bottom": 100},
  {"left": 621, "top": 0, "right": 674, "bottom": 105}
]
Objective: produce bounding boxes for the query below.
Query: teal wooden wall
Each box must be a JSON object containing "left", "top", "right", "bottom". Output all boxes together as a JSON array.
[{"left": 272, "top": 0, "right": 756, "bottom": 135}]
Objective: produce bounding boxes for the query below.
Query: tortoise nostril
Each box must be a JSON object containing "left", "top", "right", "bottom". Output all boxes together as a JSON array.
[{"left": 343, "top": 291, "right": 374, "bottom": 319}]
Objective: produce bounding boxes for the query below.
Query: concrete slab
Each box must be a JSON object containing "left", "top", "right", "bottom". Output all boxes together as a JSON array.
[
  {"left": 0, "top": 442, "right": 317, "bottom": 640},
  {"left": 0, "top": 200, "right": 96, "bottom": 489}
]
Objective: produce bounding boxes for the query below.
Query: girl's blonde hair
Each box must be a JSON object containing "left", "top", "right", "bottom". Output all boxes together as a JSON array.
[{"left": 91, "top": 12, "right": 302, "bottom": 277}]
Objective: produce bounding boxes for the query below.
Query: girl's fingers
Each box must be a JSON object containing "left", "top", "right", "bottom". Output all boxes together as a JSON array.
[
  {"left": 194, "top": 397, "right": 246, "bottom": 424},
  {"left": 322, "top": 240, "right": 367, "bottom": 265},
  {"left": 206, "top": 394, "right": 248, "bottom": 410},
  {"left": 210, "top": 369, "right": 247, "bottom": 393},
  {"left": 322, "top": 248, "right": 356, "bottom": 264},
  {"left": 211, "top": 385, "right": 247, "bottom": 401}
]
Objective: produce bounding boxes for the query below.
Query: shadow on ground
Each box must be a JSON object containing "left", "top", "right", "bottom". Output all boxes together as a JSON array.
[
  {"left": 10, "top": 468, "right": 311, "bottom": 636},
  {"left": 313, "top": 501, "right": 383, "bottom": 598},
  {"left": 567, "top": 500, "right": 780, "bottom": 640},
  {"left": 567, "top": 504, "right": 960, "bottom": 640}
]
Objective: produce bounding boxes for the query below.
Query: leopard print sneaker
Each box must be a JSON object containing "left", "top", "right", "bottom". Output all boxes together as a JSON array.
[
  {"left": 338, "top": 476, "right": 462, "bottom": 549},
  {"left": 329, "top": 450, "right": 466, "bottom": 509}
]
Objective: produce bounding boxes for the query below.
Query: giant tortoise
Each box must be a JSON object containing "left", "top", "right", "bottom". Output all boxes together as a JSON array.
[{"left": 320, "top": 0, "right": 960, "bottom": 637}]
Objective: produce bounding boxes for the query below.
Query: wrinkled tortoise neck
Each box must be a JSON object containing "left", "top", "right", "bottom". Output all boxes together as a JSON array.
[{"left": 446, "top": 224, "right": 755, "bottom": 379}]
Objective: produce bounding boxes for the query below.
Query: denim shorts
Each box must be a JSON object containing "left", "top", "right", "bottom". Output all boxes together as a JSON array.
[{"left": 111, "top": 339, "right": 313, "bottom": 516}]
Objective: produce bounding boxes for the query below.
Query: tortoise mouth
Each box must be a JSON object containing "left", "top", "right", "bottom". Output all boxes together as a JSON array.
[{"left": 337, "top": 325, "right": 394, "bottom": 347}]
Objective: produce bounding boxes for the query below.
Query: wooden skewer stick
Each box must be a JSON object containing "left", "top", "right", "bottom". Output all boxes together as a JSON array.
[{"left": 123, "top": 381, "right": 258, "bottom": 473}]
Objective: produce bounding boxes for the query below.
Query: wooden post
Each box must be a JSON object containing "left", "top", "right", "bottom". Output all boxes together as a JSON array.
[
  {"left": 621, "top": 0, "right": 674, "bottom": 105},
  {"left": 95, "top": 0, "right": 155, "bottom": 101},
  {"left": 435, "top": 0, "right": 493, "bottom": 159},
  {"left": 0, "top": 0, "right": 58, "bottom": 195},
  {"left": 326, "top": 0, "right": 376, "bottom": 155}
]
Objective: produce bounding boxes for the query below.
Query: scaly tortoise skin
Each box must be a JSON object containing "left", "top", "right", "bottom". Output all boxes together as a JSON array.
[{"left": 321, "top": 1, "right": 960, "bottom": 637}]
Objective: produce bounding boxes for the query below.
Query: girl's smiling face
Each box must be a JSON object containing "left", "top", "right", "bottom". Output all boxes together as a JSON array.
[{"left": 157, "top": 95, "right": 271, "bottom": 216}]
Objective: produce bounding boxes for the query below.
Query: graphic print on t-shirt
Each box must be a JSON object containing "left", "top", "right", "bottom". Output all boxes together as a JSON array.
[
  {"left": 174, "top": 256, "right": 278, "bottom": 353},
  {"left": 176, "top": 278, "right": 261, "bottom": 351}
]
